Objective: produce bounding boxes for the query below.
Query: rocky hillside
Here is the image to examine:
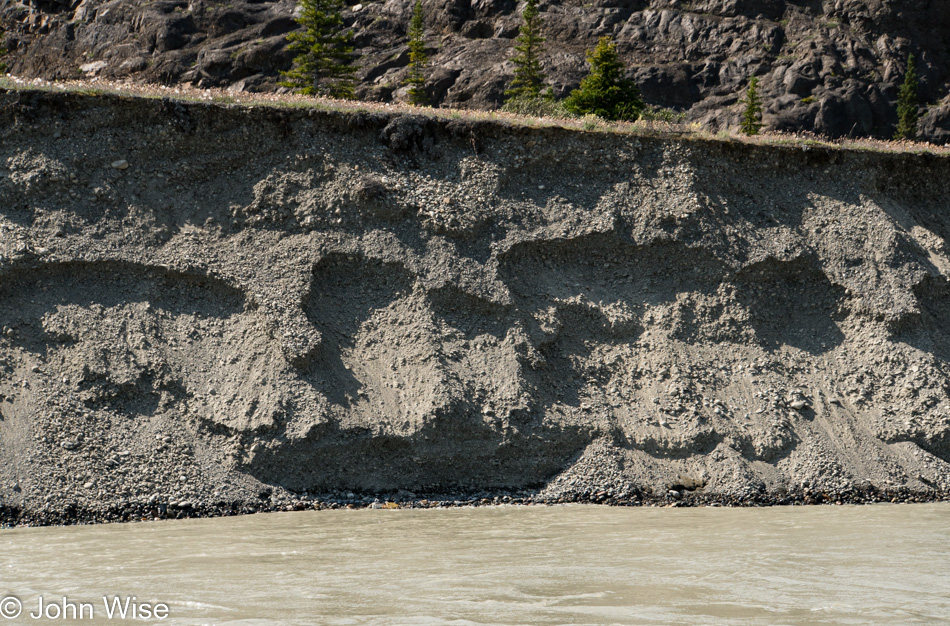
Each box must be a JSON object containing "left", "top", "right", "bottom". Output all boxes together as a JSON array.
[
  {"left": 1, "top": 88, "right": 949, "bottom": 525},
  {"left": 3, "top": 0, "right": 950, "bottom": 142}
]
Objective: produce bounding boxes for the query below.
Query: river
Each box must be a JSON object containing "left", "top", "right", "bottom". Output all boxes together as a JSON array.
[{"left": 2, "top": 504, "right": 949, "bottom": 624}]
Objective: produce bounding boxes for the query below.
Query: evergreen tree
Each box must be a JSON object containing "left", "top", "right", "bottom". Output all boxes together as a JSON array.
[
  {"left": 894, "top": 54, "right": 919, "bottom": 141},
  {"left": 0, "top": 31, "right": 7, "bottom": 75},
  {"left": 281, "top": 0, "right": 357, "bottom": 99},
  {"left": 505, "top": 0, "right": 546, "bottom": 101},
  {"left": 405, "top": 0, "right": 428, "bottom": 105},
  {"left": 739, "top": 76, "right": 763, "bottom": 136},
  {"left": 564, "top": 36, "right": 643, "bottom": 121}
]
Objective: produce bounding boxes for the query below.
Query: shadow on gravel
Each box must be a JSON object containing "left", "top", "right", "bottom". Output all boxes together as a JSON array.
[
  {"left": 300, "top": 253, "right": 414, "bottom": 407},
  {"left": 244, "top": 405, "right": 591, "bottom": 493},
  {"left": 0, "top": 261, "right": 245, "bottom": 350},
  {"left": 0, "top": 261, "right": 248, "bottom": 416},
  {"left": 733, "top": 255, "right": 847, "bottom": 355},
  {"left": 497, "top": 233, "right": 721, "bottom": 410},
  {"left": 898, "top": 275, "right": 950, "bottom": 364},
  {"left": 259, "top": 251, "right": 595, "bottom": 491}
]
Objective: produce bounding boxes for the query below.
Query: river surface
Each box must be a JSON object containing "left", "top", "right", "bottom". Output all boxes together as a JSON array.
[{"left": 1, "top": 503, "right": 949, "bottom": 624}]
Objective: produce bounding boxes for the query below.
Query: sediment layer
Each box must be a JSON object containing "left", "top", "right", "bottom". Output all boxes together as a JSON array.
[{"left": 1, "top": 89, "right": 949, "bottom": 524}]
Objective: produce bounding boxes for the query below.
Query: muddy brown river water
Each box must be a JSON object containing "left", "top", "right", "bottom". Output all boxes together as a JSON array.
[{"left": 2, "top": 504, "right": 949, "bottom": 624}]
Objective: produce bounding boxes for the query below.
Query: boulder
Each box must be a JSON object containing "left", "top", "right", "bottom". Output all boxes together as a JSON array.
[{"left": 920, "top": 104, "right": 950, "bottom": 144}]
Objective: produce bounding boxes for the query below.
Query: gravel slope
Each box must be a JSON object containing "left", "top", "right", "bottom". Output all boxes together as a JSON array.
[{"left": 1, "top": 89, "right": 949, "bottom": 524}]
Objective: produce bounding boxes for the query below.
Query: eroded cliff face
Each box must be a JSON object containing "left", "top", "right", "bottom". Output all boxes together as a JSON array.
[
  {"left": 3, "top": 0, "right": 950, "bottom": 142},
  {"left": 0, "top": 89, "right": 949, "bottom": 523}
]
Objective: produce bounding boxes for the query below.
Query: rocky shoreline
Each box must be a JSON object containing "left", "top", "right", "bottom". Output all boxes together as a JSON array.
[{"left": 4, "top": 487, "right": 949, "bottom": 528}]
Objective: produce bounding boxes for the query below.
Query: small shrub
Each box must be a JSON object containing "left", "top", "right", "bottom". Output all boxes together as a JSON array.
[
  {"left": 639, "top": 105, "right": 686, "bottom": 124},
  {"left": 739, "top": 76, "right": 763, "bottom": 135},
  {"left": 280, "top": 0, "right": 357, "bottom": 99},
  {"left": 582, "top": 113, "right": 601, "bottom": 131},
  {"left": 564, "top": 36, "right": 643, "bottom": 121},
  {"left": 0, "top": 30, "right": 7, "bottom": 74},
  {"left": 404, "top": 0, "right": 428, "bottom": 106},
  {"left": 505, "top": 0, "right": 547, "bottom": 101},
  {"left": 501, "top": 93, "right": 571, "bottom": 118},
  {"left": 894, "top": 54, "right": 919, "bottom": 141}
]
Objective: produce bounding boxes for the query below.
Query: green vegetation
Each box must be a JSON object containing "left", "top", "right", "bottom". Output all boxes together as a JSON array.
[
  {"left": 0, "top": 31, "right": 7, "bottom": 74},
  {"left": 405, "top": 0, "right": 428, "bottom": 106},
  {"left": 581, "top": 113, "right": 601, "bottom": 131},
  {"left": 501, "top": 0, "right": 555, "bottom": 121},
  {"left": 506, "top": 0, "right": 546, "bottom": 101},
  {"left": 894, "top": 54, "right": 919, "bottom": 140},
  {"left": 281, "top": 0, "right": 357, "bottom": 99},
  {"left": 640, "top": 105, "right": 687, "bottom": 124},
  {"left": 501, "top": 93, "right": 569, "bottom": 117},
  {"left": 739, "top": 76, "right": 763, "bottom": 135},
  {"left": 564, "top": 36, "right": 643, "bottom": 121}
]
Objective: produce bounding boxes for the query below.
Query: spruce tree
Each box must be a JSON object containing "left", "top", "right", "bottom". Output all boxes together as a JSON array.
[
  {"left": 506, "top": 0, "right": 547, "bottom": 101},
  {"left": 564, "top": 36, "right": 643, "bottom": 121},
  {"left": 281, "top": 0, "right": 357, "bottom": 99},
  {"left": 405, "top": 0, "right": 428, "bottom": 105},
  {"left": 894, "top": 54, "right": 919, "bottom": 141},
  {"left": 0, "top": 31, "right": 7, "bottom": 75},
  {"left": 739, "top": 76, "right": 763, "bottom": 136}
]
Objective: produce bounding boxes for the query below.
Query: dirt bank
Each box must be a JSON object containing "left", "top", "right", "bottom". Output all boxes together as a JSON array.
[{"left": 1, "top": 88, "right": 949, "bottom": 525}]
